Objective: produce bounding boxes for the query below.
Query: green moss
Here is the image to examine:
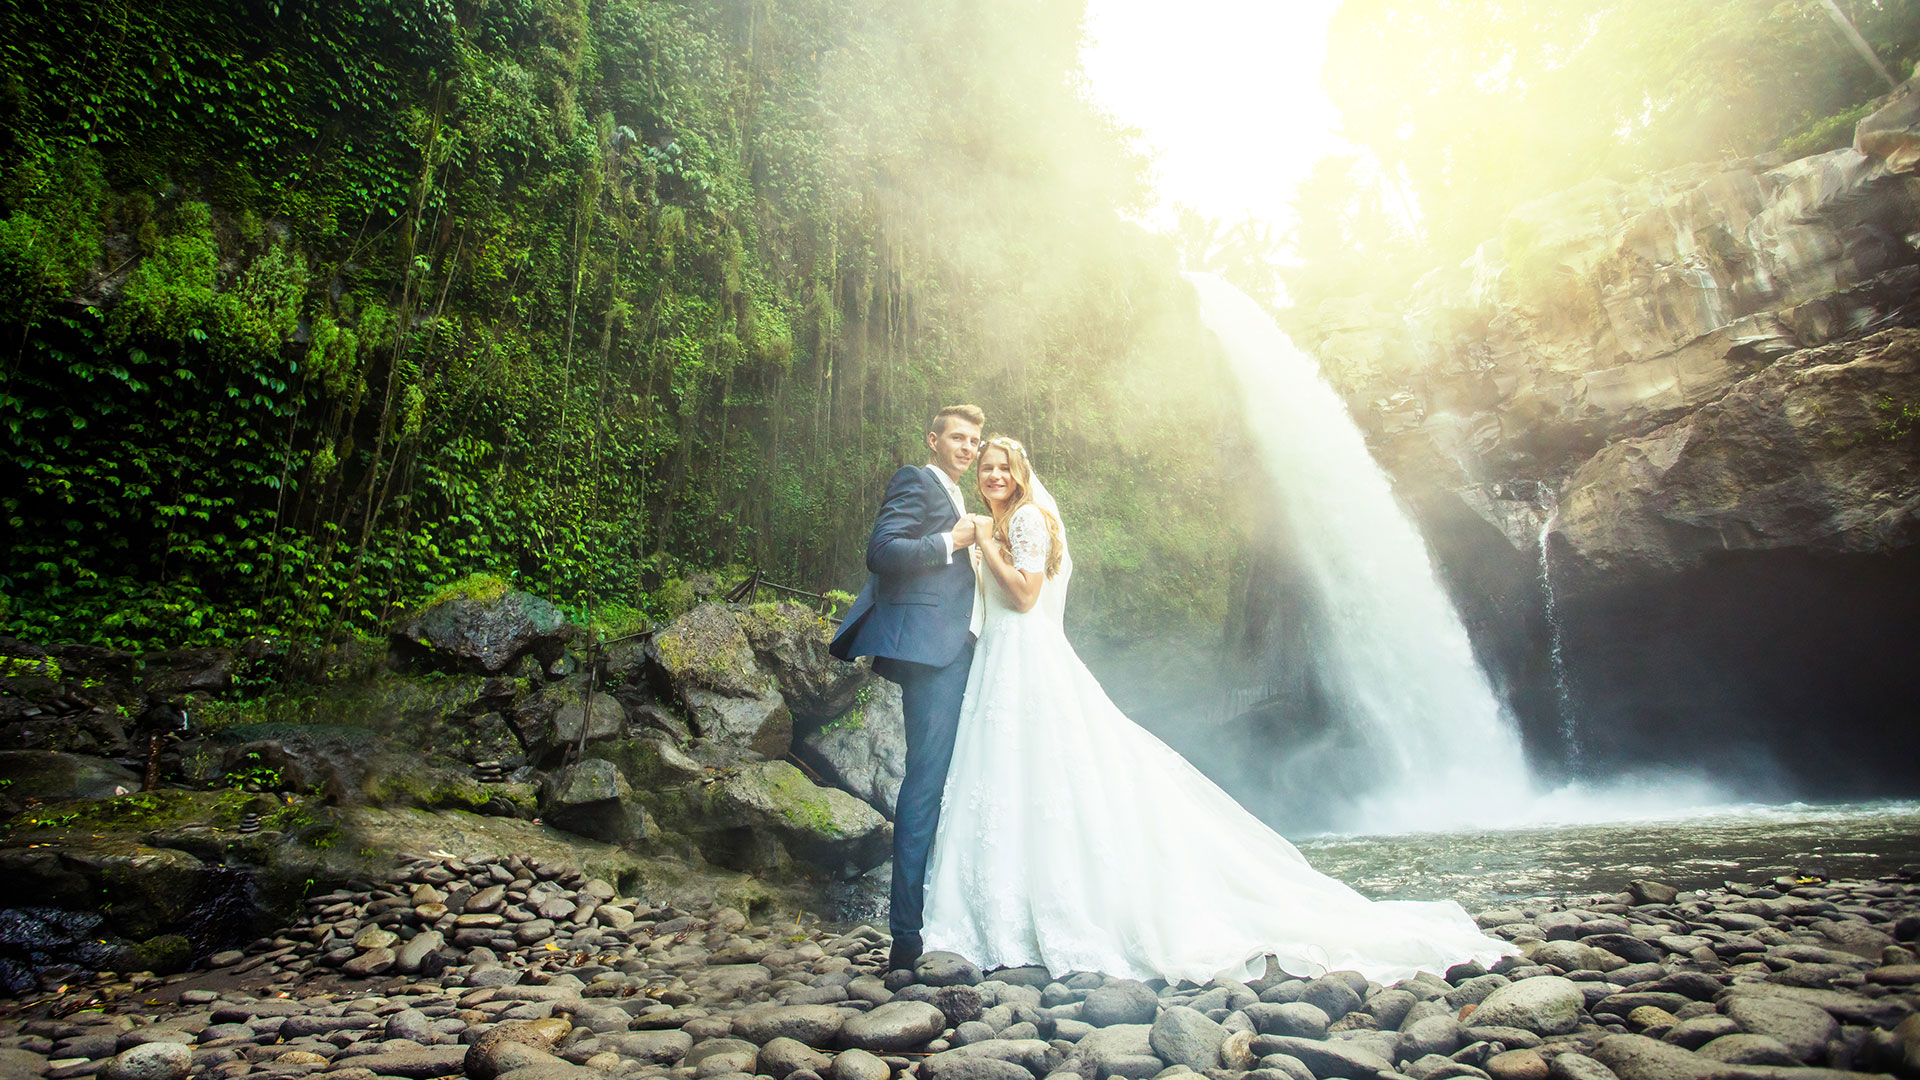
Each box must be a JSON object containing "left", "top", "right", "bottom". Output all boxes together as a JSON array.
[
  {"left": 124, "top": 932, "right": 191, "bottom": 974},
  {"left": 0, "top": 654, "right": 61, "bottom": 680},
  {"left": 8, "top": 789, "right": 252, "bottom": 832},
  {"left": 422, "top": 572, "right": 513, "bottom": 609},
  {"left": 362, "top": 762, "right": 492, "bottom": 811},
  {"left": 763, "top": 764, "right": 842, "bottom": 838}
]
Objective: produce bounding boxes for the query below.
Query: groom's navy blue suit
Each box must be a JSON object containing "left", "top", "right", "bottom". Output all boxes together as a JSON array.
[{"left": 829, "top": 464, "right": 975, "bottom": 941}]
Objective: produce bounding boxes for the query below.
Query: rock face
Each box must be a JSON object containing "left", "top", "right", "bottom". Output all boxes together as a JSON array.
[
  {"left": 738, "top": 602, "right": 874, "bottom": 723},
  {"left": 649, "top": 603, "right": 793, "bottom": 759},
  {"left": 795, "top": 679, "right": 908, "bottom": 819},
  {"left": 393, "top": 587, "right": 569, "bottom": 673},
  {"left": 1264, "top": 86, "right": 1920, "bottom": 790},
  {"left": 539, "top": 758, "right": 644, "bottom": 844},
  {"left": 693, "top": 761, "right": 891, "bottom": 875}
]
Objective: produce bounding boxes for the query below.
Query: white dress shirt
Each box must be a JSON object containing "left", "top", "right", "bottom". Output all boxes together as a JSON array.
[{"left": 927, "top": 464, "right": 984, "bottom": 637}]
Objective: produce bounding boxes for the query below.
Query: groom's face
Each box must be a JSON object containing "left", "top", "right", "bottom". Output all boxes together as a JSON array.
[{"left": 927, "top": 418, "right": 982, "bottom": 482}]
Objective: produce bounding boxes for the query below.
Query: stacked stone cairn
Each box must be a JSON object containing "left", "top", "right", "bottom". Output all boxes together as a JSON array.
[{"left": 7, "top": 864, "right": 1920, "bottom": 1080}]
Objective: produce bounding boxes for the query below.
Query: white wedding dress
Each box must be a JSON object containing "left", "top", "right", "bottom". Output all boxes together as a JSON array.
[{"left": 921, "top": 499, "right": 1515, "bottom": 986}]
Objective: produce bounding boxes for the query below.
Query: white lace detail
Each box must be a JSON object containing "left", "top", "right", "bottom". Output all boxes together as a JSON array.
[
  {"left": 921, "top": 498, "right": 1516, "bottom": 985},
  {"left": 1008, "top": 503, "right": 1049, "bottom": 575}
]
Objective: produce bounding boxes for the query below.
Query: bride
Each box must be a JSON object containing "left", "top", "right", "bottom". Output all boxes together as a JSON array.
[{"left": 919, "top": 436, "right": 1514, "bottom": 985}]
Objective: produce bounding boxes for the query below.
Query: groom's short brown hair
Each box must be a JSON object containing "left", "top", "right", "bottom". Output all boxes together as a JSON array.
[{"left": 931, "top": 404, "right": 984, "bottom": 435}]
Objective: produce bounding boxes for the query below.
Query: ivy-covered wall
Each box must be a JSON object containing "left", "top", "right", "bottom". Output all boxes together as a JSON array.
[{"left": 0, "top": 0, "right": 1248, "bottom": 650}]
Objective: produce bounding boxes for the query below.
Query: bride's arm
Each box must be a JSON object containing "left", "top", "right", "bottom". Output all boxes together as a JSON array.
[{"left": 973, "top": 511, "right": 1044, "bottom": 613}]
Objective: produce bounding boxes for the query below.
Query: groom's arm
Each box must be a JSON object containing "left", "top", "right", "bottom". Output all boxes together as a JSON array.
[{"left": 867, "top": 467, "right": 949, "bottom": 576}]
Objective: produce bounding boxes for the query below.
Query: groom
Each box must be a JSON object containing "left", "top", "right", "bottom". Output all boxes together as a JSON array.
[{"left": 829, "top": 404, "right": 984, "bottom": 972}]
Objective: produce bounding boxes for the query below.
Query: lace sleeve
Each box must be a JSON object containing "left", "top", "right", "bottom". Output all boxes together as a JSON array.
[{"left": 1008, "top": 504, "right": 1050, "bottom": 574}]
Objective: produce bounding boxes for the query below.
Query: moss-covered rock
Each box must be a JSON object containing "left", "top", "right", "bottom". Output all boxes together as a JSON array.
[
  {"left": 0, "top": 750, "right": 143, "bottom": 809},
  {"left": 392, "top": 583, "right": 572, "bottom": 674},
  {"left": 739, "top": 601, "right": 874, "bottom": 723},
  {"left": 696, "top": 761, "right": 890, "bottom": 876},
  {"left": 649, "top": 603, "right": 791, "bottom": 758},
  {"left": 125, "top": 932, "right": 191, "bottom": 974},
  {"left": 538, "top": 758, "right": 643, "bottom": 844}
]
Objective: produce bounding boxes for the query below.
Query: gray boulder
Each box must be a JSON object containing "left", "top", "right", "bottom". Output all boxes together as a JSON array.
[
  {"left": 1248, "top": 1002, "right": 1330, "bottom": 1040},
  {"left": 798, "top": 679, "right": 907, "bottom": 818},
  {"left": 101, "top": 1043, "right": 191, "bottom": 1080},
  {"left": 839, "top": 1001, "right": 947, "bottom": 1052},
  {"left": 1694, "top": 1034, "right": 1801, "bottom": 1067},
  {"left": 1082, "top": 980, "right": 1160, "bottom": 1027},
  {"left": 733, "top": 1006, "right": 850, "bottom": 1047},
  {"left": 395, "top": 587, "right": 568, "bottom": 673},
  {"left": 1250, "top": 1035, "right": 1393, "bottom": 1079},
  {"left": 739, "top": 602, "right": 874, "bottom": 722},
  {"left": 0, "top": 750, "right": 143, "bottom": 801},
  {"left": 698, "top": 761, "right": 891, "bottom": 873},
  {"left": 1723, "top": 996, "right": 1837, "bottom": 1062},
  {"left": 1151, "top": 1006, "right": 1228, "bottom": 1071},
  {"left": 1075, "top": 1025, "right": 1162, "bottom": 1080},
  {"left": 648, "top": 603, "right": 791, "bottom": 757},
  {"left": 759, "top": 1037, "right": 835, "bottom": 1080},
  {"left": 539, "top": 758, "right": 644, "bottom": 843},
  {"left": 1467, "top": 976, "right": 1585, "bottom": 1036}
]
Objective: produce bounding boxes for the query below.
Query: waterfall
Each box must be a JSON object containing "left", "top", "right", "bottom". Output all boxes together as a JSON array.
[
  {"left": 1188, "top": 273, "right": 1531, "bottom": 832},
  {"left": 1535, "top": 499, "right": 1583, "bottom": 772}
]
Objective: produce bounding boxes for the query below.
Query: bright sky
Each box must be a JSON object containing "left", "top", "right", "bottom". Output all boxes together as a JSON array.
[{"left": 1078, "top": 0, "right": 1349, "bottom": 236}]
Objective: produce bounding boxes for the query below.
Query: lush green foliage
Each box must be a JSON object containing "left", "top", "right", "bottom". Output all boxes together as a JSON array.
[
  {"left": 1288, "top": 0, "right": 1920, "bottom": 307},
  {"left": 0, "top": 0, "right": 1246, "bottom": 650}
]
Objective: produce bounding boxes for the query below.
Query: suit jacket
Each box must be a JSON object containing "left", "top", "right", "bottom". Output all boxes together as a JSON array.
[{"left": 829, "top": 465, "right": 977, "bottom": 678}]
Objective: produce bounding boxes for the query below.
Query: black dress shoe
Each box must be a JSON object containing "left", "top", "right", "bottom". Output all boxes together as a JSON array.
[{"left": 888, "top": 931, "right": 924, "bottom": 973}]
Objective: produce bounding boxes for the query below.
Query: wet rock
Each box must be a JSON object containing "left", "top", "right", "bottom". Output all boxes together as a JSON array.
[
  {"left": 466, "top": 1020, "right": 573, "bottom": 1080},
  {"left": 649, "top": 603, "right": 791, "bottom": 758},
  {"left": 1627, "top": 881, "right": 1680, "bottom": 906},
  {"left": 1694, "top": 1035, "right": 1800, "bottom": 1067},
  {"left": 394, "top": 588, "right": 569, "bottom": 674},
  {"left": 100, "top": 1044, "right": 191, "bottom": 1080},
  {"left": 1545, "top": 1053, "right": 1618, "bottom": 1080},
  {"left": 1660, "top": 1016, "right": 1737, "bottom": 1050},
  {"left": 1151, "top": 1007, "right": 1227, "bottom": 1071},
  {"left": 759, "top": 1038, "right": 835, "bottom": 1080},
  {"left": 1247, "top": 1003, "right": 1329, "bottom": 1041},
  {"left": 539, "top": 758, "right": 644, "bottom": 844},
  {"left": 839, "top": 1001, "right": 947, "bottom": 1052},
  {"left": 732, "top": 1006, "right": 849, "bottom": 1047},
  {"left": 698, "top": 761, "right": 890, "bottom": 873},
  {"left": 831, "top": 1049, "right": 891, "bottom": 1080},
  {"left": 1723, "top": 996, "right": 1837, "bottom": 1062},
  {"left": 1082, "top": 981, "right": 1160, "bottom": 1027},
  {"left": 0, "top": 751, "right": 143, "bottom": 801},
  {"left": 797, "top": 680, "right": 907, "bottom": 819},
  {"left": 739, "top": 602, "right": 874, "bottom": 723},
  {"left": 1398, "top": 1016, "right": 1465, "bottom": 1061},
  {"left": 920, "top": 1053, "right": 1031, "bottom": 1080},
  {"left": 394, "top": 929, "right": 444, "bottom": 974},
  {"left": 918, "top": 951, "right": 982, "bottom": 988},
  {"left": 1075, "top": 1025, "right": 1161, "bottom": 1080},
  {"left": 1486, "top": 1049, "right": 1547, "bottom": 1080},
  {"left": 1466, "top": 977, "right": 1584, "bottom": 1036},
  {"left": 1299, "top": 977, "right": 1361, "bottom": 1022},
  {"left": 1250, "top": 1035, "right": 1393, "bottom": 1080}
]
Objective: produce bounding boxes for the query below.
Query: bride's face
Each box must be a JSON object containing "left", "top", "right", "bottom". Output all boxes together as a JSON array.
[{"left": 978, "top": 447, "right": 1016, "bottom": 510}]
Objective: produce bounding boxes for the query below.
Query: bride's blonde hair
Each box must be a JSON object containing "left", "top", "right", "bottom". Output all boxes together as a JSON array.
[{"left": 976, "top": 436, "right": 1064, "bottom": 578}]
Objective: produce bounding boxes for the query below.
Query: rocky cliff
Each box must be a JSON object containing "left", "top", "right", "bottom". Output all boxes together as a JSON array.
[{"left": 1283, "top": 82, "right": 1920, "bottom": 791}]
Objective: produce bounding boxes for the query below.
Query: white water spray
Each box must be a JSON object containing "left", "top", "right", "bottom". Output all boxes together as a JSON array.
[
  {"left": 1188, "top": 273, "right": 1532, "bottom": 831},
  {"left": 1534, "top": 497, "right": 1582, "bottom": 771}
]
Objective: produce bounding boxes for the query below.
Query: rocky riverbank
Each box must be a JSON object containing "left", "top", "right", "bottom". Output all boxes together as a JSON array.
[
  {"left": 0, "top": 585, "right": 912, "bottom": 982},
  {"left": 1, "top": 858, "right": 1917, "bottom": 1080}
]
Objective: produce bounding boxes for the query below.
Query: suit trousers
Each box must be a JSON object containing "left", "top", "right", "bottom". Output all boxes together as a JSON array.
[{"left": 888, "top": 640, "right": 974, "bottom": 938}]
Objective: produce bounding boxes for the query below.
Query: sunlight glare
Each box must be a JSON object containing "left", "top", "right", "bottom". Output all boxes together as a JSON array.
[{"left": 1079, "top": 0, "right": 1349, "bottom": 234}]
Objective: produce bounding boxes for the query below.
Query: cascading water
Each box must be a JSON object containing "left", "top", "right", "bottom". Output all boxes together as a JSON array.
[
  {"left": 1187, "top": 273, "right": 1531, "bottom": 832},
  {"left": 1535, "top": 498, "right": 1583, "bottom": 771}
]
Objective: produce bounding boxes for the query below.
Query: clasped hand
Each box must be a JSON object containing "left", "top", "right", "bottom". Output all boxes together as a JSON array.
[{"left": 949, "top": 514, "right": 995, "bottom": 552}]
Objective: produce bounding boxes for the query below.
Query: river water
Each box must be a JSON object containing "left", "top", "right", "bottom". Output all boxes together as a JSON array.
[{"left": 828, "top": 801, "right": 1920, "bottom": 928}]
